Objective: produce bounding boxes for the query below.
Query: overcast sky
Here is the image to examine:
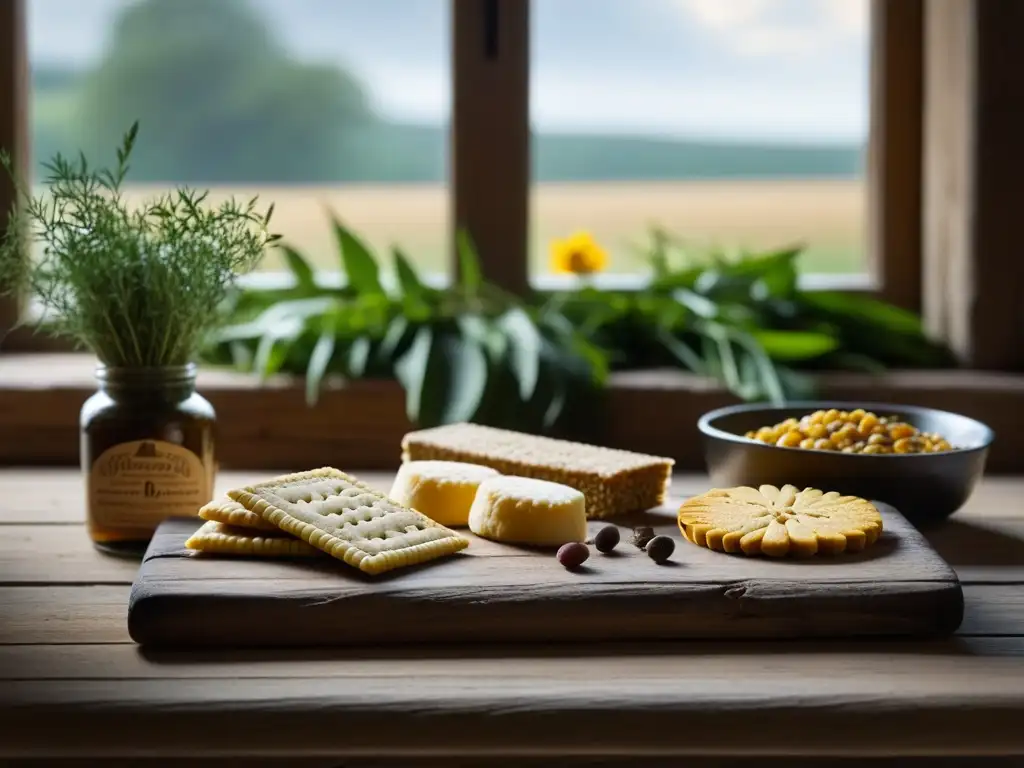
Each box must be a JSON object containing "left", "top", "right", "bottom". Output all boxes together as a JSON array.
[{"left": 28, "top": 0, "right": 869, "bottom": 143}]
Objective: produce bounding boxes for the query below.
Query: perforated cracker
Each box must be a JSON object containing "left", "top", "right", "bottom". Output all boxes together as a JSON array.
[
  {"left": 198, "top": 497, "right": 278, "bottom": 531},
  {"left": 227, "top": 467, "right": 469, "bottom": 575},
  {"left": 185, "top": 520, "right": 321, "bottom": 558}
]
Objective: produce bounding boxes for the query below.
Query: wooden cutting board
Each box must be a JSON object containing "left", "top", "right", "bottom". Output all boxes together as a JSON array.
[{"left": 128, "top": 501, "right": 964, "bottom": 648}]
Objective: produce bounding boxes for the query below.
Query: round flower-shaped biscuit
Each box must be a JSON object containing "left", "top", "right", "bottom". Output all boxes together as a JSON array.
[{"left": 677, "top": 484, "right": 883, "bottom": 558}]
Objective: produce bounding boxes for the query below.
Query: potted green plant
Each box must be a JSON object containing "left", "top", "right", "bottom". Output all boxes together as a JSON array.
[{"left": 0, "top": 124, "right": 279, "bottom": 556}]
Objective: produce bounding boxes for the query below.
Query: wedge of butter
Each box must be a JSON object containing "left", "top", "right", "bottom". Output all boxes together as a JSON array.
[
  {"left": 468, "top": 475, "right": 587, "bottom": 547},
  {"left": 389, "top": 460, "right": 501, "bottom": 527}
]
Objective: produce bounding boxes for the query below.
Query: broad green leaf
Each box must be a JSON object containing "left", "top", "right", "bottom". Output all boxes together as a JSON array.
[
  {"left": 543, "top": 375, "right": 567, "bottom": 429},
  {"left": 392, "top": 246, "right": 426, "bottom": 301},
  {"left": 253, "top": 317, "right": 303, "bottom": 380},
  {"left": 656, "top": 328, "right": 705, "bottom": 373},
  {"left": 800, "top": 290, "right": 923, "bottom": 335},
  {"left": 394, "top": 326, "right": 433, "bottom": 423},
  {"left": 672, "top": 288, "right": 718, "bottom": 319},
  {"left": 332, "top": 216, "right": 384, "bottom": 296},
  {"left": 228, "top": 340, "right": 253, "bottom": 371},
  {"left": 347, "top": 335, "right": 372, "bottom": 377},
  {"left": 435, "top": 333, "right": 488, "bottom": 423},
  {"left": 458, "top": 313, "right": 506, "bottom": 361},
  {"left": 697, "top": 321, "right": 742, "bottom": 394},
  {"left": 751, "top": 330, "right": 839, "bottom": 361},
  {"left": 729, "top": 328, "right": 786, "bottom": 405},
  {"left": 456, "top": 229, "right": 483, "bottom": 295},
  {"left": 498, "top": 307, "right": 542, "bottom": 401},
  {"left": 280, "top": 245, "right": 317, "bottom": 294},
  {"left": 305, "top": 328, "right": 336, "bottom": 407},
  {"left": 379, "top": 316, "right": 411, "bottom": 361}
]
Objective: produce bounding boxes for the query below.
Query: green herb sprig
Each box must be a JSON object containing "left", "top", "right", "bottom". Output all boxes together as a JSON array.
[{"left": 0, "top": 123, "right": 280, "bottom": 366}]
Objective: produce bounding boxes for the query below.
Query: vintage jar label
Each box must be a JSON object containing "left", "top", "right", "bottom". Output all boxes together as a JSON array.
[{"left": 89, "top": 439, "right": 210, "bottom": 531}]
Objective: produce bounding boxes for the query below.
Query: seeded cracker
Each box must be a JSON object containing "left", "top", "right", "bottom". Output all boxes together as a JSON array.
[
  {"left": 198, "top": 497, "right": 278, "bottom": 531},
  {"left": 228, "top": 467, "right": 469, "bottom": 575},
  {"left": 185, "top": 520, "right": 321, "bottom": 558}
]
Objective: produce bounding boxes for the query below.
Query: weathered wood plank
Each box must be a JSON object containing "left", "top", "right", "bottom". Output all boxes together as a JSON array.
[
  {"left": 127, "top": 505, "right": 964, "bottom": 648},
  {"left": 0, "top": 583, "right": 1016, "bottom": 648},
  {"left": 0, "top": 587, "right": 1014, "bottom": 651},
  {"left": 0, "top": 527, "right": 138, "bottom": 584},
  {"left": 5, "top": 355, "right": 1024, "bottom": 473},
  {"left": 0, "top": 587, "right": 131, "bottom": 644},
  {"left": 923, "top": 0, "right": 1024, "bottom": 369},
  {"left": 4, "top": 666, "right": 1024, "bottom": 758},
  {"left": 3, "top": 635, "right": 1024, "bottom": 682}
]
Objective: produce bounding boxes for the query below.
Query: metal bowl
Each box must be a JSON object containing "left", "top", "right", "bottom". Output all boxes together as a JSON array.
[{"left": 697, "top": 401, "right": 995, "bottom": 525}]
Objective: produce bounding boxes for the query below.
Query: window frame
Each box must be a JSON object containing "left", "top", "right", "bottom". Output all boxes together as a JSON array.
[
  {"left": 4, "top": 0, "right": 912, "bottom": 342},
  {"left": 4, "top": 0, "right": 1024, "bottom": 471}
]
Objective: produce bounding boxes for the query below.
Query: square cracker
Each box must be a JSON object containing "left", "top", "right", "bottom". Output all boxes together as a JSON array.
[
  {"left": 227, "top": 467, "right": 469, "bottom": 575},
  {"left": 199, "top": 497, "right": 278, "bottom": 531},
  {"left": 185, "top": 520, "right": 321, "bottom": 558}
]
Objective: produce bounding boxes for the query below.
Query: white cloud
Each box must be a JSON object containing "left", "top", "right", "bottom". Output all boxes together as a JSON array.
[
  {"left": 823, "top": 0, "right": 870, "bottom": 36},
  {"left": 678, "top": 0, "right": 773, "bottom": 31},
  {"left": 672, "top": 0, "right": 869, "bottom": 58}
]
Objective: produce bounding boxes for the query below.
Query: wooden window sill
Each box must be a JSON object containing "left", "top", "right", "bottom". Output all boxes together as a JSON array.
[{"left": 1, "top": 353, "right": 1021, "bottom": 471}]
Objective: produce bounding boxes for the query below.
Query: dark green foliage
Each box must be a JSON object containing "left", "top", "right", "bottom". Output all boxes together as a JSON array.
[{"left": 202, "top": 219, "right": 956, "bottom": 432}]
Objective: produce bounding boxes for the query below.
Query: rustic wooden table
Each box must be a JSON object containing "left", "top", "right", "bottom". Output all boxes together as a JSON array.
[{"left": 2, "top": 468, "right": 1024, "bottom": 766}]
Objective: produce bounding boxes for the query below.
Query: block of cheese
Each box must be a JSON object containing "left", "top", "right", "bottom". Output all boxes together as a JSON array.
[
  {"left": 468, "top": 475, "right": 587, "bottom": 546},
  {"left": 389, "top": 460, "right": 501, "bottom": 526},
  {"left": 402, "top": 423, "right": 674, "bottom": 519}
]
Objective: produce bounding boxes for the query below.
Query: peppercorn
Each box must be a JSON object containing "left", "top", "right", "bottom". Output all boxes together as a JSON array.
[
  {"left": 646, "top": 535, "right": 675, "bottom": 564},
  {"left": 556, "top": 542, "right": 590, "bottom": 569},
  {"left": 631, "top": 526, "right": 655, "bottom": 549},
  {"left": 593, "top": 524, "right": 620, "bottom": 553}
]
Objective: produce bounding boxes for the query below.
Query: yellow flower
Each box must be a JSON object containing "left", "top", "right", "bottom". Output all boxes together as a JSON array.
[{"left": 549, "top": 231, "right": 608, "bottom": 275}]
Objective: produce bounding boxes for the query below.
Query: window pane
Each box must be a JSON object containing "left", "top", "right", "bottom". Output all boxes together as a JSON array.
[
  {"left": 530, "top": 0, "right": 869, "bottom": 277},
  {"left": 28, "top": 0, "right": 450, "bottom": 277}
]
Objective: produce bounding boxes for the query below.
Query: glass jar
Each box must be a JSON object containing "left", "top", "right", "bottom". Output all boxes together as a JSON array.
[{"left": 81, "top": 363, "right": 216, "bottom": 557}]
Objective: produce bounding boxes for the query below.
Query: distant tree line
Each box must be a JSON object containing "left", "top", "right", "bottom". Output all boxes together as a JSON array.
[{"left": 31, "top": 0, "right": 862, "bottom": 185}]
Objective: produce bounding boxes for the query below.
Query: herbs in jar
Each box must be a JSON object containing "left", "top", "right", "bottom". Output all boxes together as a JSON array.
[{"left": 0, "top": 123, "right": 280, "bottom": 555}]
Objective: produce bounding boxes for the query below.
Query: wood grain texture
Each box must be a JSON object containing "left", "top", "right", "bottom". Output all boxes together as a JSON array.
[
  {"left": 0, "top": 0, "right": 25, "bottom": 344},
  {"left": 869, "top": 0, "right": 923, "bottom": 312},
  {"left": 5, "top": 668, "right": 1024, "bottom": 758},
  {"left": 0, "top": 526, "right": 139, "bottom": 584},
  {"left": 923, "top": 0, "right": 1024, "bottom": 369},
  {"left": 127, "top": 503, "right": 963, "bottom": 648},
  {"left": 4, "top": 634, "right": 1024, "bottom": 681},
  {"left": 452, "top": 0, "right": 529, "bottom": 295},
  {"left": 0, "top": 587, "right": 131, "bottom": 644},
  {"left": 0, "top": 583, "right": 1017, "bottom": 649}
]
